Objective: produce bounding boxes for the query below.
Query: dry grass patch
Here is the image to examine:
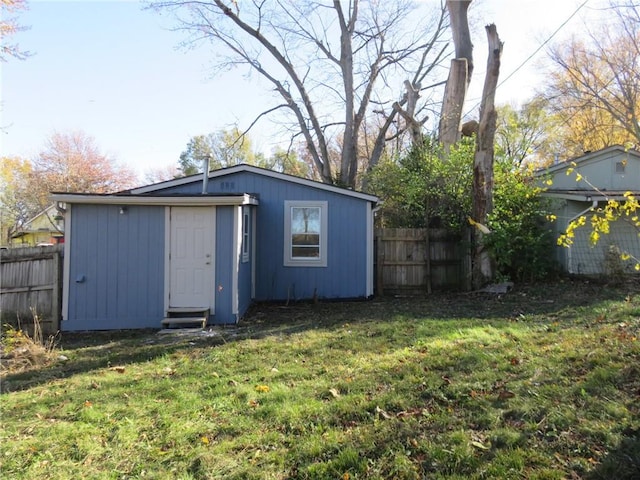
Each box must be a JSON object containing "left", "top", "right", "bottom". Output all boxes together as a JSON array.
[{"left": 1, "top": 311, "right": 60, "bottom": 375}]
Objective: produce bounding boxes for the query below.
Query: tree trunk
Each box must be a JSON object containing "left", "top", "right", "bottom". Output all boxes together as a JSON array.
[
  {"left": 472, "top": 24, "right": 503, "bottom": 289},
  {"left": 438, "top": 0, "right": 473, "bottom": 153},
  {"left": 448, "top": 0, "right": 474, "bottom": 82},
  {"left": 438, "top": 58, "right": 468, "bottom": 149}
]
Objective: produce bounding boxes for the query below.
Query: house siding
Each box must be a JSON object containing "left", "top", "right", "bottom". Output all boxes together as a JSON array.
[
  {"left": 64, "top": 204, "right": 165, "bottom": 331},
  {"left": 214, "top": 206, "right": 235, "bottom": 324},
  {"left": 568, "top": 217, "right": 639, "bottom": 275},
  {"left": 541, "top": 147, "right": 640, "bottom": 275},
  {"left": 154, "top": 171, "right": 370, "bottom": 301},
  {"left": 547, "top": 149, "right": 640, "bottom": 191}
]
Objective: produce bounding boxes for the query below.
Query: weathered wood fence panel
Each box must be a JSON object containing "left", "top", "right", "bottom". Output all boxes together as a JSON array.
[
  {"left": 375, "top": 228, "right": 470, "bottom": 295},
  {"left": 0, "top": 245, "right": 63, "bottom": 333}
]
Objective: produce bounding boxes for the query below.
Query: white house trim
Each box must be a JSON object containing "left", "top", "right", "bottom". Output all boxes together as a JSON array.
[
  {"left": 542, "top": 191, "right": 638, "bottom": 202},
  {"left": 61, "top": 204, "right": 72, "bottom": 322},
  {"left": 51, "top": 193, "right": 258, "bottom": 207},
  {"left": 232, "top": 206, "right": 241, "bottom": 318},
  {"left": 366, "top": 202, "right": 377, "bottom": 297},
  {"left": 163, "top": 207, "right": 171, "bottom": 316},
  {"left": 251, "top": 206, "right": 257, "bottom": 299}
]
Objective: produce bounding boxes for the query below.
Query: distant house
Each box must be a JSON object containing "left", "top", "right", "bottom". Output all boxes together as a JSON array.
[
  {"left": 10, "top": 204, "right": 65, "bottom": 247},
  {"left": 538, "top": 146, "right": 640, "bottom": 275},
  {"left": 51, "top": 165, "right": 379, "bottom": 331}
]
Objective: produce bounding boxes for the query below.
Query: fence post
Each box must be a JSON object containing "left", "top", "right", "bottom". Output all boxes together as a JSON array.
[
  {"left": 51, "top": 247, "right": 62, "bottom": 332},
  {"left": 463, "top": 227, "right": 473, "bottom": 291},
  {"left": 375, "top": 229, "right": 384, "bottom": 296},
  {"left": 425, "top": 227, "right": 432, "bottom": 294}
]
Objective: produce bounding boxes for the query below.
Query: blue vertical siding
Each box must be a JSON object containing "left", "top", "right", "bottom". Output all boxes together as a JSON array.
[
  {"left": 64, "top": 204, "right": 165, "bottom": 331},
  {"left": 214, "top": 206, "right": 235, "bottom": 324},
  {"left": 157, "top": 171, "right": 371, "bottom": 302}
]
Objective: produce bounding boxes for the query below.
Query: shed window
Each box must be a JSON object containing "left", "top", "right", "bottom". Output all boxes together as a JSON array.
[
  {"left": 242, "top": 208, "right": 250, "bottom": 263},
  {"left": 615, "top": 161, "right": 626, "bottom": 174},
  {"left": 284, "top": 201, "right": 327, "bottom": 267}
]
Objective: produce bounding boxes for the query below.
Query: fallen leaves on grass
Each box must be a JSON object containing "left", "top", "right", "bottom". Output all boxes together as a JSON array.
[
  {"left": 497, "top": 390, "right": 516, "bottom": 400},
  {"left": 471, "top": 440, "right": 490, "bottom": 450},
  {"left": 375, "top": 406, "right": 392, "bottom": 419}
]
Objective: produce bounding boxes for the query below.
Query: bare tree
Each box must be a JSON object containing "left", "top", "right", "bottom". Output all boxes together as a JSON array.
[
  {"left": 1, "top": 0, "right": 31, "bottom": 62},
  {"left": 543, "top": 2, "right": 640, "bottom": 155},
  {"left": 150, "top": 0, "right": 451, "bottom": 187}
]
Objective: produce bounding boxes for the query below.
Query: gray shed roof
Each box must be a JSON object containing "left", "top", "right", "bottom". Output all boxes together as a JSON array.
[{"left": 127, "top": 164, "right": 379, "bottom": 203}]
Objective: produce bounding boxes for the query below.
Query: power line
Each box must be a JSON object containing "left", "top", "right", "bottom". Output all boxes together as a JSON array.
[{"left": 464, "top": 0, "right": 590, "bottom": 116}]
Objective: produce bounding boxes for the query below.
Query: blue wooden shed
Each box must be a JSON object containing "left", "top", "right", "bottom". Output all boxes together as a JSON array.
[{"left": 51, "top": 165, "right": 379, "bottom": 331}]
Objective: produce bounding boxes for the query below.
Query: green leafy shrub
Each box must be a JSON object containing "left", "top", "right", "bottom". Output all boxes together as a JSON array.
[
  {"left": 485, "top": 161, "right": 557, "bottom": 281},
  {"left": 367, "top": 140, "right": 556, "bottom": 282},
  {"left": 366, "top": 138, "right": 474, "bottom": 232}
]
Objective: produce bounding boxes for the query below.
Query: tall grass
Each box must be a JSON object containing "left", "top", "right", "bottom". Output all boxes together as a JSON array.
[{"left": 1, "top": 308, "right": 59, "bottom": 374}]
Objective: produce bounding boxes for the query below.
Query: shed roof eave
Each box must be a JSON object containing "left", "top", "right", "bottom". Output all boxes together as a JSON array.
[{"left": 49, "top": 193, "right": 259, "bottom": 207}]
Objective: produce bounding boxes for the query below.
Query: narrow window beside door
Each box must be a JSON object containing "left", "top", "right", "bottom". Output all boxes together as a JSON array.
[{"left": 242, "top": 208, "right": 250, "bottom": 263}]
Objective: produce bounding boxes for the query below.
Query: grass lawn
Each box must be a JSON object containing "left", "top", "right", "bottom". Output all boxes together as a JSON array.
[{"left": 1, "top": 279, "right": 639, "bottom": 479}]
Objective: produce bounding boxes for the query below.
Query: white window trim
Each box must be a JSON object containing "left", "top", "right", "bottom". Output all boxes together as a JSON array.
[
  {"left": 284, "top": 200, "right": 328, "bottom": 267},
  {"left": 242, "top": 208, "right": 250, "bottom": 263}
]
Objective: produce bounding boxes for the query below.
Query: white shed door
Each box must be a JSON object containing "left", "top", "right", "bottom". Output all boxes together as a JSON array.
[{"left": 169, "top": 207, "right": 216, "bottom": 308}]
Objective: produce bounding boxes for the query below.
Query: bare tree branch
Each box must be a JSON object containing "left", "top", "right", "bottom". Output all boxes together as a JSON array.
[{"left": 151, "top": 0, "right": 452, "bottom": 187}]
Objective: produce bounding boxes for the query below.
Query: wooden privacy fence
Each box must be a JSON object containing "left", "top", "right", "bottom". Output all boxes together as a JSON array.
[
  {"left": 0, "top": 245, "right": 63, "bottom": 333},
  {"left": 375, "top": 228, "right": 471, "bottom": 295}
]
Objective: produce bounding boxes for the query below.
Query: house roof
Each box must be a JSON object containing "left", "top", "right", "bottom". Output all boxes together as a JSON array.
[
  {"left": 21, "top": 204, "right": 60, "bottom": 230},
  {"left": 537, "top": 145, "right": 640, "bottom": 202},
  {"left": 50, "top": 192, "right": 259, "bottom": 207},
  {"left": 536, "top": 145, "right": 640, "bottom": 176},
  {"left": 127, "top": 164, "right": 379, "bottom": 203},
  {"left": 11, "top": 204, "right": 63, "bottom": 239},
  {"left": 542, "top": 189, "right": 638, "bottom": 202}
]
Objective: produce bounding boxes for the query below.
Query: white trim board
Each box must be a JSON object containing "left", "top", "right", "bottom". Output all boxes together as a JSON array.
[{"left": 51, "top": 193, "right": 258, "bottom": 207}]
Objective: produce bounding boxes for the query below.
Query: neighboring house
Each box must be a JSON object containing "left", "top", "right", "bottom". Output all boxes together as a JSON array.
[
  {"left": 51, "top": 164, "right": 379, "bottom": 331},
  {"left": 538, "top": 145, "right": 640, "bottom": 275},
  {"left": 10, "top": 204, "right": 65, "bottom": 246}
]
